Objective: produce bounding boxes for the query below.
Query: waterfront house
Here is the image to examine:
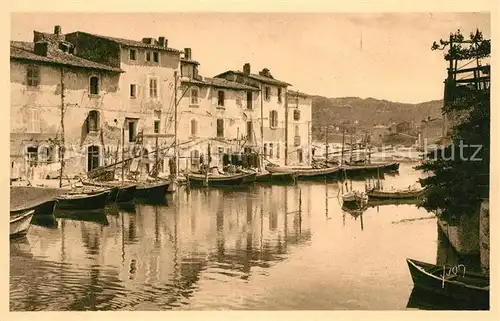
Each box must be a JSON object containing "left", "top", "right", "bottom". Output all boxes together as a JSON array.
[
  {"left": 177, "top": 50, "right": 260, "bottom": 172},
  {"left": 64, "top": 29, "right": 183, "bottom": 175},
  {"left": 286, "top": 90, "right": 312, "bottom": 166},
  {"left": 10, "top": 25, "right": 124, "bottom": 180},
  {"left": 214, "top": 63, "right": 293, "bottom": 167}
]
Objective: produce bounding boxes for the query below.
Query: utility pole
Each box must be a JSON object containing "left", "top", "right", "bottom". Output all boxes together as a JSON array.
[{"left": 174, "top": 71, "right": 179, "bottom": 178}]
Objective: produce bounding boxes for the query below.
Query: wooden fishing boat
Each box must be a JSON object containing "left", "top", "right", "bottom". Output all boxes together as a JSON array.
[
  {"left": 367, "top": 187, "right": 426, "bottom": 199},
  {"left": 55, "top": 190, "right": 109, "bottom": 210},
  {"left": 186, "top": 171, "right": 257, "bottom": 187},
  {"left": 406, "top": 258, "right": 489, "bottom": 308},
  {"left": 10, "top": 209, "right": 35, "bottom": 238},
  {"left": 134, "top": 180, "right": 170, "bottom": 203},
  {"left": 10, "top": 186, "right": 65, "bottom": 216},
  {"left": 241, "top": 169, "right": 297, "bottom": 184},
  {"left": 341, "top": 162, "right": 400, "bottom": 174},
  {"left": 81, "top": 179, "right": 137, "bottom": 203},
  {"left": 267, "top": 165, "right": 340, "bottom": 180}
]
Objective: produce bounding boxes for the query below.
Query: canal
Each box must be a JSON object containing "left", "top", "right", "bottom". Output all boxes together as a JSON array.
[{"left": 10, "top": 163, "right": 479, "bottom": 311}]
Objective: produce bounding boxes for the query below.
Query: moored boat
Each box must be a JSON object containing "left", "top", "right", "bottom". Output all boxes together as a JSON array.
[
  {"left": 134, "top": 180, "right": 169, "bottom": 203},
  {"left": 55, "top": 190, "right": 109, "bottom": 210},
  {"left": 186, "top": 171, "right": 257, "bottom": 187},
  {"left": 367, "top": 187, "right": 426, "bottom": 199},
  {"left": 342, "top": 190, "right": 368, "bottom": 209},
  {"left": 10, "top": 186, "right": 65, "bottom": 216},
  {"left": 406, "top": 258, "right": 489, "bottom": 309},
  {"left": 81, "top": 179, "right": 137, "bottom": 203},
  {"left": 267, "top": 165, "right": 340, "bottom": 180},
  {"left": 10, "top": 209, "right": 35, "bottom": 238}
]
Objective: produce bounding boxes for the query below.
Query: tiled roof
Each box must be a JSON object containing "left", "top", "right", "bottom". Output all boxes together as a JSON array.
[
  {"left": 287, "top": 90, "right": 310, "bottom": 98},
  {"left": 215, "top": 70, "right": 292, "bottom": 86},
  {"left": 181, "top": 76, "right": 259, "bottom": 91},
  {"left": 181, "top": 58, "right": 200, "bottom": 65},
  {"left": 10, "top": 41, "right": 123, "bottom": 73},
  {"left": 67, "top": 31, "right": 183, "bottom": 54},
  {"left": 204, "top": 77, "right": 259, "bottom": 91}
]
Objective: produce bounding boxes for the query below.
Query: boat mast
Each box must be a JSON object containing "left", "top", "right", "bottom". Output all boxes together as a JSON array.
[
  {"left": 325, "top": 125, "right": 329, "bottom": 166},
  {"left": 121, "top": 127, "right": 125, "bottom": 184},
  {"left": 341, "top": 124, "right": 345, "bottom": 166},
  {"left": 174, "top": 71, "right": 179, "bottom": 179},
  {"left": 58, "top": 67, "right": 66, "bottom": 188}
]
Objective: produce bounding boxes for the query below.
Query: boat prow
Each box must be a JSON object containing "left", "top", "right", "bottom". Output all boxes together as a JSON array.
[{"left": 10, "top": 209, "right": 35, "bottom": 238}]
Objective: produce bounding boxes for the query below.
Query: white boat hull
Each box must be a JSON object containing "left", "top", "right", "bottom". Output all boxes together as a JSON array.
[{"left": 10, "top": 210, "right": 35, "bottom": 238}]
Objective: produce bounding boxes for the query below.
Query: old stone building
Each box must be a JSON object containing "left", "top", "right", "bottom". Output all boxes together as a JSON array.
[
  {"left": 10, "top": 26, "right": 123, "bottom": 179},
  {"left": 286, "top": 90, "right": 312, "bottom": 166}
]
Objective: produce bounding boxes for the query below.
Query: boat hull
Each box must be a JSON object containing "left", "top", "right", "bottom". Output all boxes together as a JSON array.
[
  {"left": 134, "top": 181, "right": 169, "bottom": 203},
  {"left": 187, "top": 172, "right": 257, "bottom": 187},
  {"left": 367, "top": 188, "right": 426, "bottom": 200},
  {"left": 56, "top": 190, "right": 109, "bottom": 210},
  {"left": 406, "top": 258, "right": 489, "bottom": 309},
  {"left": 267, "top": 166, "right": 339, "bottom": 180},
  {"left": 82, "top": 180, "right": 137, "bottom": 203},
  {"left": 10, "top": 210, "right": 35, "bottom": 238}
]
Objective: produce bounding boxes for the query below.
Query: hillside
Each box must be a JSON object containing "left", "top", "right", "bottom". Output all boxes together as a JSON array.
[{"left": 311, "top": 96, "right": 444, "bottom": 141}]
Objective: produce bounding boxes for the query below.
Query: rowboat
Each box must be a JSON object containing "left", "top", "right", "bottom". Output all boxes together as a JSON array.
[
  {"left": 267, "top": 165, "right": 340, "bottom": 180},
  {"left": 406, "top": 258, "right": 489, "bottom": 309},
  {"left": 186, "top": 171, "right": 257, "bottom": 187},
  {"left": 55, "top": 190, "right": 109, "bottom": 210},
  {"left": 10, "top": 209, "right": 35, "bottom": 238},
  {"left": 81, "top": 179, "right": 137, "bottom": 203},
  {"left": 367, "top": 187, "right": 426, "bottom": 199},
  {"left": 342, "top": 190, "right": 368, "bottom": 209}
]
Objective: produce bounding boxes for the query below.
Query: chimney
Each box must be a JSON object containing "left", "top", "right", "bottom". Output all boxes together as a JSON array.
[
  {"left": 184, "top": 48, "right": 192, "bottom": 60},
  {"left": 158, "top": 37, "right": 166, "bottom": 47},
  {"left": 243, "top": 63, "right": 250, "bottom": 75},
  {"left": 34, "top": 41, "right": 49, "bottom": 57},
  {"left": 54, "top": 25, "right": 62, "bottom": 35},
  {"left": 142, "top": 37, "right": 154, "bottom": 44}
]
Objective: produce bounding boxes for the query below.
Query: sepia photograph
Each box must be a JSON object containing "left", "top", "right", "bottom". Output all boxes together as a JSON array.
[{"left": 8, "top": 9, "right": 492, "bottom": 313}]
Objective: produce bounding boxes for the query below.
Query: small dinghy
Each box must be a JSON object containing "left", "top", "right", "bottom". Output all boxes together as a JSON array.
[{"left": 10, "top": 209, "right": 35, "bottom": 238}]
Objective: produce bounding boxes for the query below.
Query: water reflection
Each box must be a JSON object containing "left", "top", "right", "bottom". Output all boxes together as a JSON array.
[{"left": 11, "top": 163, "right": 465, "bottom": 311}]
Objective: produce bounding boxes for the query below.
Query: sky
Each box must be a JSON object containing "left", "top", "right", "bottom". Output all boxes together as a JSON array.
[{"left": 10, "top": 12, "right": 490, "bottom": 104}]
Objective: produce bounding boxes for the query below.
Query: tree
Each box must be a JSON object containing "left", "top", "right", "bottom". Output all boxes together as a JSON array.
[{"left": 416, "top": 29, "right": 490, "bottom": 223}]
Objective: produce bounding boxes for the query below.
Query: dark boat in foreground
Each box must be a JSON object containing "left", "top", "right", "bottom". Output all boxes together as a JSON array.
[
  {"left": 134, "top": 180, "right": 170, "bottom": 203},
  {"left": 406, "top": 258, "right": 489, "bottom": 309},
  {"left": 55, "top": 190, "right": 110, "bottom": 210},
  {"left": 81, "top": 179, "right": 137, "bottom": 203},
  {"left": 186, "top": 172, "right": 257, "bottom": 187},
  {"left": 10, "top": 186, "right": 64, "bottom": 216}
]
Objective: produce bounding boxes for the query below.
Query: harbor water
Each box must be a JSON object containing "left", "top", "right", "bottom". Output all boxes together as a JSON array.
[{"left": 10, "top": 163, "right": 480, "bottom": 311}]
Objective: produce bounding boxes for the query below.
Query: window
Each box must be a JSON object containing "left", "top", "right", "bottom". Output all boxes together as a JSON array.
[
  {"left": 153, "top": 111, "right": 161, "bottom": 134},
  {"left": 269, "top": 143, "right": 274, "bottom": 158},
  {"left": 294, "top": 109, "right": 301, "bottom": 121},
  {"left": 130, "top": 84, "right": 137, "bottom": 98},
  {"left": 27, "top": 109, "right": 41, "bottom": 133},
  {"left": 190, "top": 119, "right": 198, "bottom": 137},
  {"left": 217, "top": 90, "right": 225, "bottom": 107},
  {"left": 246, "top": 121, "right": 253, "bottom": 142},
  {"left": 149, "top": 78, "right": 158, "bottom": 98},
  {"left": 38, "top": 145, "right": 55, "bottom": 164},
  {"left": 264, "top": 86, "right": 271, "bottom": 101},
  {"left": 129, "top": 49, "right": 137, "bottom": 61},
  {"left": 89, "top": 76, "right": 99, "bottom": 95},
  {"left": 216, "top": 118, "right": 224, "bottom": 138},
  {"left": 128, "top": 120, "right": 137, "bottom": 142},
  {"left": 191, "top": 150, "right": 200, "bottom": 167},
  {"left": 27, "top": 147, "right": 38, "bottom": 166},
  {"left": 153, "top": 51, "right": 159, "bottom": 63},
  {"left": 278, "top": 87, "right": 282, "bottom": 103},
  {"left": 146, "top": 51, "right": 151, "bottom": 62},
  {"left": 87, "top": 145, "right": 100, "bottom": 171},
  {"left": 190, "top": 88, "right": 199, "bottom": 105},
  {"left": 86, "top": 110, "right": 100, "bottom": 133},
  {"left": 264, "top": 143, "right": 268, "bottom": 157},
  {"left": 27, "top": 65, "right": 40, "bottom": 87},
  {"left": 246, "top": 91, "right": 253, "bottom": 109},
  {"left": 269, "top": 110, "right": 278, "bottom": 128}
]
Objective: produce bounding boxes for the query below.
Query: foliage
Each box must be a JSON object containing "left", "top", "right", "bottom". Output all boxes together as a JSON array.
[
  {"left": 431, "top": 29, "right": 491, "bottom": 61},
  {"left": 416, "top": 30, "right": 490, "bottom": 223}
]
